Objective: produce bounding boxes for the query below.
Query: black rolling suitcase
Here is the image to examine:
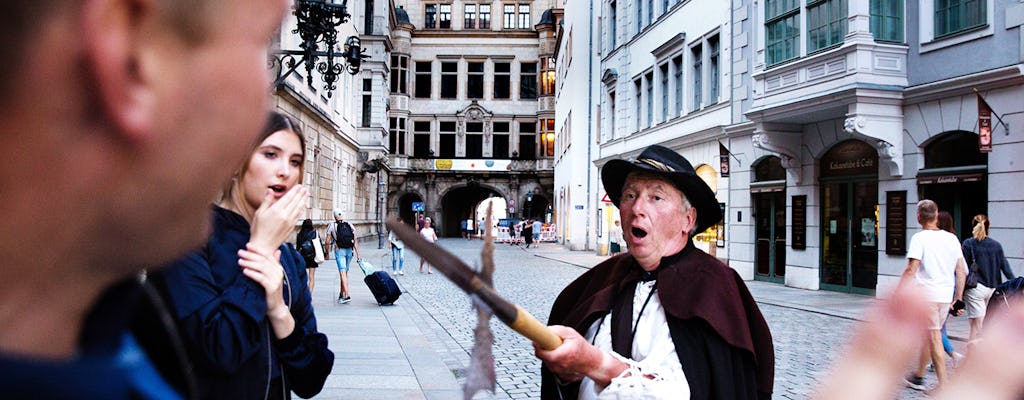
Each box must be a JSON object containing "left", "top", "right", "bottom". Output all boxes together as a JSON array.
[{"left": 357, "top": 259, "right": 401, "bottom": 305}]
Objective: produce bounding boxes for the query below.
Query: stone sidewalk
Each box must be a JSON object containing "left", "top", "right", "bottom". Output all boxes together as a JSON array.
[{"left": 310, "top": 241, "right": 969, "bottom": 399}]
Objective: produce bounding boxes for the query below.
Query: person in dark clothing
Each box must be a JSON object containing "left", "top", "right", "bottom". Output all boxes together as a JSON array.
[
  {"left": 535, "top": 145, "right": 774, "bottom": 399},
  {"left": 148, "top": 113, "right": 333, "bottom": 399},
  {"left": 296, "top": 219, "right": 323, "bottom": 293},
  {"left": 962, "top": 214, "right": 1016, "bottom": 344},
  {"left": 522, "top": 220, "right": 535, "bottom": 248},
  {"left": 0, "top": 1, "right": 290, "bottom": 398}
]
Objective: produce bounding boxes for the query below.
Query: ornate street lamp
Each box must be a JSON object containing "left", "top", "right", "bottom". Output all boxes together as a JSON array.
[{"left": 270, "top": 0, "right": 369, "bottom": 97}]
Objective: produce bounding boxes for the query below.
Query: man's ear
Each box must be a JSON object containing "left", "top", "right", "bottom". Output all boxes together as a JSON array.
[{"left": 80, "top": 0, "right": 155, "bottom": 142}]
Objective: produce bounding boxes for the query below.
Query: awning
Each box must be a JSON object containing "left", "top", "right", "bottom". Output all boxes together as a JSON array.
[{"left": 916, "top": 165, "right": 986, "bottom": 185}]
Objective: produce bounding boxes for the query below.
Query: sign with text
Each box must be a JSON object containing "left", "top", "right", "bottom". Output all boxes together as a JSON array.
[
  {"left": 978, "top": 94, "right": 993, "bottom": 153},
  {"left": 885, "top": 191, "right": 907, "bottom": 255},
  {"left": 434, "top": 159, "right": 512, "bottom": 171},
  {"left": 791, "top": 195, "right": 806, "bottom": 250}
]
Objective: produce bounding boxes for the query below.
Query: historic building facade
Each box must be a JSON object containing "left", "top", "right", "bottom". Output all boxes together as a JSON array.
[
  {"left": 385, "top": 0, "right": 558, "bottom": 236},
  {"left": 725, "top": 0, "right": 1024, "bottom": 294}
]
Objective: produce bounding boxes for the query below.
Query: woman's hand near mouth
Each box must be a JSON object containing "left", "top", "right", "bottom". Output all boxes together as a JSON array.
[{"left": 249, "top": 185, "right": 308, "bottom": 255}]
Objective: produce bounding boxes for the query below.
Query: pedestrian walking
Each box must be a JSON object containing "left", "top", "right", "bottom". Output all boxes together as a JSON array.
[
  {"left": 419, "top": 217, "right": 438, "bottom": 273},
  {"left": 936, "top": 211, "right": 964, "bottom": 368},
  {"left": 0, "top": 1, "right": 293, "bottom": 397},
  {"left": 145, "top": 112, "right": 333, "bottom": 398},
  {"left": 609, "top": 220, "right": 624, "bottom": 255},
  {"left": 389, "top": 218, "right": 407, "bottom": 275},
  {"left": 962, "top": 214, "right": 1016, "bottom": 345},
  {"left": 522, "top": 220, "right": 534, "bottom": 248},
  {"left": 532, "top": 219, "right": 543, "bottom": 244},
  {"left": 899, "top": 200, "right": 967, "bottom": 392},
  {"left": 297, "top": 218, "right": 325, "bottom": 293},
  {"left": 536, "top": 145, "right": 774, "bottom": 399},
  {"left": 327, "top": 210, "right": 360, "bottom": 304}
]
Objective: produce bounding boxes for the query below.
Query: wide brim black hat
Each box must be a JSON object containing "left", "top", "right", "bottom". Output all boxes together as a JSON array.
[{"left": 601, "top": 145, "right": 723, "bottom": 235}]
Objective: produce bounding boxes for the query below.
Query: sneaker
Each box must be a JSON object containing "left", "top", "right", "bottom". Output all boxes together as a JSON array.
[
  {"left": 398, "top": 271, "right": 405, "bottom": 276},
  {"left": 951, "top": 352, "right": 964, "bottom": 368},
  {"left": 341, "top": 296, "right": 351, "bottom": 304},
  {"left": 904, "top": 375, "right": 927, "bottom": 391}
]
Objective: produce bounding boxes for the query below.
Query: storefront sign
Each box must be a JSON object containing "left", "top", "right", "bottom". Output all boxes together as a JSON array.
[
  {"left": 434, "top": 159, "right": 513, "bottom": 171},
  {"left": 978, "top": 94, "right": 993, "bottom": 153},
  {"left": 820, "top": 140, "right": 878, "bottom": 178},
  {"left": 885, "top": 191, "right": 907, "bottom": 255},
  {"left": 917, "top": 173, "right": 983, "bottom": 185},
  {"left": 792, "top": 195, "right": 806, "bottom": 250},
  {"left": 719, "top": 154, "right": 730, "bottom": 178}
]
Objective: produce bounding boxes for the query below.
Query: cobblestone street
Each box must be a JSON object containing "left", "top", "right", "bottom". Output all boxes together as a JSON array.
[{"left": 374, "top": 238, "right": 939, "bottom": 399}]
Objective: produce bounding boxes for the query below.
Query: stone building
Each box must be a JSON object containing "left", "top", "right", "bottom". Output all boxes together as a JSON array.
[{"left": 385, "top": 0, "right": 558, "bottom": 236}]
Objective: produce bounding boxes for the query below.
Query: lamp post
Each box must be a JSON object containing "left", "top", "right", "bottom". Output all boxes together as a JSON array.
[{"left": 269, "top": 0, "right": 369, "bottom": 96}]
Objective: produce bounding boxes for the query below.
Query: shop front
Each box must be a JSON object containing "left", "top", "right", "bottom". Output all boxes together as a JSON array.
[
  {"left": 752, "top": 156, "right": 786, "bottom": 283},
  {"left": 819, "top": 140, "right": 879, "bottom": 295},
  {"left": 917, "top": 131, "right": 988, "bottom": 240}
]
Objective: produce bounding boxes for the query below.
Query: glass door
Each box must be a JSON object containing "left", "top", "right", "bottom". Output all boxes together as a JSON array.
[
  {"left": 755, "top": 191, "right": 786, "bottom": 282},
  {"left": 820, "top": 180, "right": 878, "bottom": 294}
]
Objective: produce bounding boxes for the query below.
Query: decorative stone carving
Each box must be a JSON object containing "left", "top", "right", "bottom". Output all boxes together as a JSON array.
[
  {"left": 752, "top": 128, "right": 803, "bottom": 183},
  {"left": 843, "top": 108, "right": 903, "bottom": 177}
]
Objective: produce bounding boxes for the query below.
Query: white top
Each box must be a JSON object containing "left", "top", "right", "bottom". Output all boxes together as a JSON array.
[
  {"left": 609, "top": 226, "right": 624, "bottom": 245},
  {"left": 578, "top": 281, "right": 689, "bottom": 400},
  {"left": 388, "top": 230, "right": 404, "bottom": 249},
  {"left": 907, "top": 229, "right": 965, "bottom": 303},
  {"left": 420, "top": 227, "right": 437, "bottom": 243}
]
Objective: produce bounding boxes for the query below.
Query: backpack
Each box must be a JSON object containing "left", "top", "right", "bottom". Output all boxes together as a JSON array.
[
  {"left": 335, "top": 222, "right": 355, "bottom": 248},
  {"left": 298, "top": 232, "right": 316, "bottom": 259}
]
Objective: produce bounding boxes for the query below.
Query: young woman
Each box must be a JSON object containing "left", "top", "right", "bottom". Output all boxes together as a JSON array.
[
  {"left": 296, "top": 218, "right": 322, "bottom": 293},
  {"left": 962, "top": 214, "right": 1016, "bottom": 344},
  {"left": 153, "top": 112, "right": 333, "bottom": 399},
  {"left": 418, "top": 217, "right": 438, "bottom": 274}
]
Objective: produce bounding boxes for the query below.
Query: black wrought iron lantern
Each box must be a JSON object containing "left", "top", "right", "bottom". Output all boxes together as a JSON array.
[{"left": 270, "top": 0, "right": 369, "bottom": 96}]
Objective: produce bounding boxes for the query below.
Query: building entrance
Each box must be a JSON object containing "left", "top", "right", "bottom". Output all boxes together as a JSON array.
[
  {"left": 752, "top": 156, "right": 787, "bottom": 283},
  {"left": 917, "top": 131, "right": 988, "bottom": 240},
  {"left": 819, "top": 140, "right": 878, "bottom": 295}
]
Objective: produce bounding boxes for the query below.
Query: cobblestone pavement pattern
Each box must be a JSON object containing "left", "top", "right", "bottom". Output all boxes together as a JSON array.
[{"left": 378, "top": 239, "right": 939, "bottom": 399}]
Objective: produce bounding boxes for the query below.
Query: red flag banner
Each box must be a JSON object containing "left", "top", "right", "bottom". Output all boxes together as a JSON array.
[{"left": 978, "top": 94, "right": 993, "bottom": 153}]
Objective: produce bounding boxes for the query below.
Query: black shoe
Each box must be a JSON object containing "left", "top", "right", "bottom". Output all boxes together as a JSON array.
[{"left": 904, "top": 375, "right": 927, "bottom": 391}]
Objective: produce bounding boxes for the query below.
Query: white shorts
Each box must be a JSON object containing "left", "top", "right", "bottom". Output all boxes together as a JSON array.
[
  {"left": 926, "top": 302, "right": 950, "bottom": 330},
  {"left": 965, "top": 284, "right": 996, "bottom": 319}
]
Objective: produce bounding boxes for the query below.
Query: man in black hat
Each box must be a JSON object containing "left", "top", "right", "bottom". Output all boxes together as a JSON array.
[{"left": 536, "top": 145, "right": 774, "bottom": 399}]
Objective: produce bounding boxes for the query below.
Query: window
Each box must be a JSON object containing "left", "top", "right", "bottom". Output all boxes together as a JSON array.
[
  {"left": 365, "top": 0, "right": 375, "bottom": 33},
  {"left": 413, "top": 121, "right": 431, "bottom": 157},
  {"left": 494, "top": 62, "right": 511, "bottom": 99},
  {"left": 692, "top": 44, "right": 702, "bottom": 111},
  {"left": 672, "top": 55, "right": 683, "bottom": 116},
  {"left": 519, "top": 122, "right": 536, "bottom": 159},
  {"left": 636, "top": 0, "right": 643, "bottom": 33},
  {"left": 465, "top": 4, "right": 476, "bottom": 29},
  {"left": 425, "top": 4, "right": 437, "bottom": 28},
  {"left": 634, "top": 78, "right": 642, "bottom": 131},
  {"left": 466, "top": 122, "right": 483, "bottom": 158},
  {"left": 765, "top": 0, "right": 799, "bottom": 66},
  {"left": 390, "top": 55, "right": 408, "bottom": 94},
  {"left": 647, "top": 0, "right": 653, "bottom": 25},
  {"left": 709, "top": 35, "right": 719, "bottom": 104},
  {"left": 361, "top": 78, "right": 372, "bottom": 127},
  {"left": 520, "top": 62, "right": 537, "bottom": 99},
  {"left": 541, "top": 119, "right": 556, "bottom": 156},
  {"left": 479, "top": 4, "right": 491, "bottom": 28},
  {"left": 645, "top": 72, "right": 653, "bottom": 128},
  {"left": 662, "top": 0, "right": 669, "bottom": 16},
  {"left": 935, "top": 0, "right": 985, "bottom": 38},
  {"left": 518, "top": 4, "right": 531, "bottom": 29},
  {"left": 440, "top": 61, "right": 457, "bottom": 99},
  {"left": 504, "top": 4, "right": 515, "bottom": 29},
  {"left": 468, "top": 62, "right": 484, "bottom": 99},
  {"left": 439, "top": 4, "right": 452, "bottom": 29},
  {"left": 807, "top": 0, "right": 847, "bottom": 53},
  {"left": 493, "top": 122, "right": 510, "bottom": 158},
  {"left": 439, "top": 121, "right": 456, "bottom": 158},
  {"left": 608, "top": 91, "right": 616, "bottom": 138},
  {"left": 389, "top": 117, "right": 406, "bottom": 154},
  {"left": 659, "top": 64, "right": 669, "bottom": 123},
  {"left": 608, "top": 1, "right": 617, "bottom": 50},
  {"left": 870, "top": 0, "right": 904, "bottom": 42},
  {"left": 415, "top": 61, "right": 432, "bottom": 98},
  {"left": 541, "top": 58, "right": 556, "bottom": 95}
]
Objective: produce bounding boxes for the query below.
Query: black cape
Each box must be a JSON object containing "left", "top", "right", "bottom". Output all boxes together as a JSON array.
[{"left": 541, "top": 241, "right": 774, "bottom": 399}]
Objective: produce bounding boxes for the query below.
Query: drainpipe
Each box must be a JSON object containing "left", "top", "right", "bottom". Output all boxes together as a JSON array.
[{"left": 584, "top": 0, "right": 595, "bottom": 251}]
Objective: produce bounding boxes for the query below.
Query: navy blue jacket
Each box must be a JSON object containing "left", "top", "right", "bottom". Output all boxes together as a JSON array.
[
  {"left": 155, "top": 206, "right": 333, "bottom": 399},
  {"left": 963, "top": 237, "right": 1015, "bottom": 289}
]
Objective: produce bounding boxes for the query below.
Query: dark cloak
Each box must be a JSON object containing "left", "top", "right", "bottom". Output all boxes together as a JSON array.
[{"left": 540, "top": 240, "right": 774, "bottom": 400}]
